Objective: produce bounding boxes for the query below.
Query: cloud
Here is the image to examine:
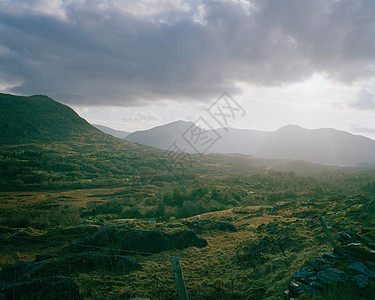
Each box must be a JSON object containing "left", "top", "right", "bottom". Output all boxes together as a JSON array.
[
  {"left": 350, "top": 89, "right": 375, "bottom": 110},
  {"left": 0, "top": 0, "right": 374, "bottom": 106},
  {"left": 123, "top": 111, "right": 161, "bottom": 122},
  {"left": 350, "top": 123, "right": 375, "bottom": 135}
]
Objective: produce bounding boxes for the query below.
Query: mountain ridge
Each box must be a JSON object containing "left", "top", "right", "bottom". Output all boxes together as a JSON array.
[
  {"left": 92, "top": 124, "right": 130, "bottom": 139},
  {"left": 125, "top": 120, "right": 375, "bottom": 167},
  {"left": 0, "top": 93, "right": 105, "bottom": 144}
]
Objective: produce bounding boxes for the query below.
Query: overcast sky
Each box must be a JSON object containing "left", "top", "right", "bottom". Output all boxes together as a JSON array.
[{"left": 0, "top": 0, "right": 374, "bottom": 137}]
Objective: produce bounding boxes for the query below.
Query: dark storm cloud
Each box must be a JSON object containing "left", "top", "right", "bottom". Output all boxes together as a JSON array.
[{"left": 0, "top": 0, "right": 374, "bottom": 106}]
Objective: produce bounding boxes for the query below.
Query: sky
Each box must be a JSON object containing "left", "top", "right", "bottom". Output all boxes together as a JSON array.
[{"left": 0, "top": 0, "right": 375, "bottom": 138}]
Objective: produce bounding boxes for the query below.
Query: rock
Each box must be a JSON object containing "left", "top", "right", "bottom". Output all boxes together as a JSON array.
[
  {"left": 169, "top": 229, "right": 208, "bottom": 250},
  {"left": 180, "top": 221, "right": 202, "bottom": 232},
  {"left": 292, "top": 268, "right": 316, "bottom": 282},
  {"left": 282, "top": 289, "right": 294, "bottom": 300},
  {"left": 337, "top": 232, "right": 352, "bottom": 243},
  {"left": 366, "top": 261, "right": 375, "bottom": 271},
  {"left": 307, "top": 257, "right": 331, "bottom": 271},
  {"left": 200, "top": 219, "right": 212, "bottom": 225},
  {"left": 35, "top": 253, "right": 56, "bottom": 262},
  {"left": 287, "top": 281, "right": 305, "bottom": 296},
  {"left": 353, "top": 274, "right": 369, "bottom": 289},
  {"left": 347, "top": 262, "right": 375, "bottom": 278},
  {"left": 309, "top": 281, "right": 322, "bottom": 290},
  {"left": 317, "top": 268, "right": 348, "bottom": 283},
  {"left": 2, "top": 276, "right": 81, "bottom": 300},
  {"left": 0, "top": 254, "right": 141, "bottom": 284},
  {"left": 65, "top": 227, "right": 207, "bottom": 254},
  {"left": 322, "top": 253, "right": 338, "bottom": 262},
  {"left": 287, "top": 281, "right": 321, "bottom": 297},
  {"left": 334, "top": 243, "right": 375, "bottom": 262},
  {"left": 216, "top": 222, "right": 237, "bottom": 232},
  {"left": 308, "top": 275, "right": 318, "bottom": 281}
]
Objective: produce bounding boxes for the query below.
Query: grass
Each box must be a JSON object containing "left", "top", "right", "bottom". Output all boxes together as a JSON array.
[
  {"left": 2, "top": 194, "right": 373, "bottom": 299},
  {"left": 0, "top": 175, "right": 374, "bottom": 299}
]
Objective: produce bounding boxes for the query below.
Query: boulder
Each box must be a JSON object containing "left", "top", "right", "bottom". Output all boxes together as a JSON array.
[
  {"left": 334, "top": 243, "right": 375, "bottom": 262},
  {"left": 292, "top": 268, "right": 316, "bottom": 282},
  {"left": 180, "top": 220, "right": 202, "bottom": 232},
  {"left": 216, "top": 222, "right": 237, "bottom": 232},
  {"left": 366, "top": 261, "right": 375, "bottom": 271},
  {"left": 367, "top": 242, "right": 375, "bottom": 250},
  {"left": 0, "top": 254, "right": 141, "bottom": 283},
  {"left": 353, "top": 274, "right": 369, "bottom": 289},
  {"left": 169, "top": 229, "right": 208, "bottom": 250},
  {"left": 322, "top": 253, "right": 338, "bottom": 262},
  {"left": 2, "top": 276, "right": 81, "bottom": 300},
  {"left": 65, "top": 227, "right": 208, "bottom": 254},
  {"left": 287, "top": 281, "right": 321, "bottom": 297},
  {"left": 337, "top": 232, "right": 352, "bottom": 244},
  {"left": 317, "top": 268, "right": 348, "bottom": 283},
  {"left": 307, "top": 257, "right": 331, "bottom": 271},
  {"left": 347, "top": 262, "right": 375, "bottom": 278}
]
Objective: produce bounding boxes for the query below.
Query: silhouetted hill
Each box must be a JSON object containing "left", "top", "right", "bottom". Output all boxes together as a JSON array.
[
  {"left": 126, "top": 120, "right": 269, "bottom": 154},
  {"left": 0, "top": 93, "right": 103, "bottom": 144},
  {"left": 258, "top": 124, "right": 375, "bottom": 166},
  {"left": 125, "top": 121, "right": 375, "bottom": 166},
  {"left": 126, "top": 120, "right": 196, "bottom": 150},
  {"left": 92, "top": 124, "right": 130, "bottom": 139}
]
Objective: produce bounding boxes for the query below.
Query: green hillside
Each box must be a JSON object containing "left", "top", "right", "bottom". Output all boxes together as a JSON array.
[
  {"left": 1, "top": 93, "right": 375, "bottom": 299},
  {"left": 0, "top": 93, "right": 104, "bottom": 144}
]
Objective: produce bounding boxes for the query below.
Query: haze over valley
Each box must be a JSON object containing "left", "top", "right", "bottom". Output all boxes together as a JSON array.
[{"left": 1, "top": 0, "right": 375, "bottom": 299}]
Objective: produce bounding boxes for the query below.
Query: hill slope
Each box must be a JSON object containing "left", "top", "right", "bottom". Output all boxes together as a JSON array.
[
  {"left": 126, "top": 120, "right": 270, "bottom": 154},
  {"left": 125, "top": 121, "right": 375, "bottom": 166},
  {"left": 258, "top": 125, "right": 375, "bottom": 166},
  {"left": 92, "top": 124, "right": 130, "bottom": 139},
  {"left": 0, "top": 93, "right": 103, "bottom": 144},
  {"left": 126, "top": 120, "right": 196, "bottom": 150}
]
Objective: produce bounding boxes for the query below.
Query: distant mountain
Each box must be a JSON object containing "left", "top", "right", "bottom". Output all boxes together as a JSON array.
[
  {"left": 259, "top": 124, "right": 375, "bottom": 166},
  {"left": 92, "top": 124, "right": 129, "bottom": 139},
  {"left": 126, "top": 120, "right": 270, "bottom": 154},
  {"left": 125, "top": 121, "right": 375, "bottom": 166},
  {"left": 0, "top": 93, "right": 104, "bottom": 144},
  {"left": 126, "top": 120, "right": 196, "bottom": 151}
]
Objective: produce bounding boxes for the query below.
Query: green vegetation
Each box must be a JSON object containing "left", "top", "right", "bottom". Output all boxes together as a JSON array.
[{"left": 1, "top": 92, "right": 375, "bottom": 299}]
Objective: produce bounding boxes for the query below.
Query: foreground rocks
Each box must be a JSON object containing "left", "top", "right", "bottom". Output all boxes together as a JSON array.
[
  {"left": 0, "top": 253, "right": 141, "bottom": 299},
  {"left": 0, "top": 254, "right": 141, "bottom": 284},
  {"left": 1, "top": 276, "right": 81, "bottom": 300},
  {"left": 64, "top": 226, "right": 208, "bottom": 254},
  {"left": 284, "top": 230, "right": 375, "bottom": 299},
  {"left": 0, "top": 225, "right": 208, "bottom": 299}
]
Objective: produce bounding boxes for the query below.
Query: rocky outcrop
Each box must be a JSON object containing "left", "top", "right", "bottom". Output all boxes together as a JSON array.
[
  {"left": 0, "top": 254, "right": 141, "bottom": 285},
  {"left": 284, "top": 230, "right": 375, "bottom": 298},
  {"left": 2, "top": 276, "right": 81, "bottom": 300},
  {"left": 64, "top": 226, "right": 208, "bottom": 254},
  {"left": 0, "top": 253, "right": 141, "bottom": 299},
  {"left": 216, "top": 221, "right": 237, "bottom": 232}
]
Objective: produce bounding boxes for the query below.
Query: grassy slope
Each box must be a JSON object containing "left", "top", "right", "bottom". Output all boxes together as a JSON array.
[
  {"left": 1, "top": 93, "right": 375, "bottom": 299},
  {"left": 0, "top": 194, "right": 374, "bottom": 299}
]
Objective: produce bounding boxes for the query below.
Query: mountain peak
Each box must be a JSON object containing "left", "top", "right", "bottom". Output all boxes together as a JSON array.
[
  {"left": 277, "top": 124, "right": 306, "bottom": 131},
  {"left": 0, "top": 93, "right": 103, "bottom": 144}
]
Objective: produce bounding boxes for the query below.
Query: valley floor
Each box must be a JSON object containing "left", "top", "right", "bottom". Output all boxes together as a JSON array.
[{"left": 1, "top": 190, "right": 374, "bottom": 299}]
